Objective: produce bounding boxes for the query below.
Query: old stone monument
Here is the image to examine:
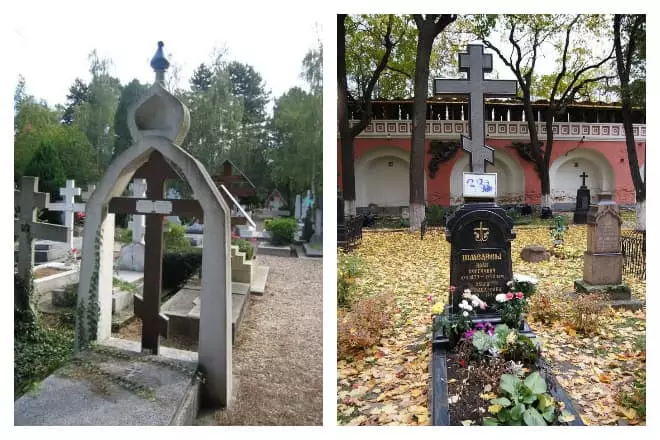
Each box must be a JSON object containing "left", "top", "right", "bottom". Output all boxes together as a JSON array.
[
  {"left": 573, "top": 171, "right": 590, "bottom": 224},
  {"left": 574, "top": 192, "right": 641, "bottom": 309},
  {"left": 118, "top": 178, "right": 147, "bottom": 271},
  {"left": 295, "top": 194, "right": 302, "bottom": 220},
  {"left": 75, "top": 41, "right": 233, "bottom": 407},
  {"left": 435, "top": 44, "right": 517, "bottom": 314}
]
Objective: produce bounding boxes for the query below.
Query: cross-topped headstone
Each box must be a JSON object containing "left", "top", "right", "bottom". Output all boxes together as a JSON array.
[
  {"left": 14, "top": 176, "right": 69, "bottom": 281},
  {"left": 128, "top": 178, "right": 147, "bottom": 244},
  {"left": 109, "top": 152, "right": 203, "bottom": 354},
  {"left": 434, "top": 44, "right": 517, "bottom": 173},
  {"left": 47, "top": 179, "right": 86, "bottom": 249},
  {"left": 579, "top": 172, "right": 589, "bottom": 188}
]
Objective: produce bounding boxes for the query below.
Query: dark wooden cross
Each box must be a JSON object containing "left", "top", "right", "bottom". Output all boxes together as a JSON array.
[
  {"left": 434, "top": 44, "right": 517, "bottom": 173},
  {"left": 109, "top": 151, "right": 203, "bottom": 354},
  {"left": 579, "top": 171, "right": 589, "bottom": 187}
]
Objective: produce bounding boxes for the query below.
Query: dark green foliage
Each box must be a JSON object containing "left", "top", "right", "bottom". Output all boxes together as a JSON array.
[
  {"left": 24, "top": 141, "right": 66, "bottom": 196},
  {"left": 112, "top": 79, "right": 149, "bottom": 159},
  {"left": 265, "top": 217, "right": 297, "bottom": 245},
  {"left": 14, "top": 314, "right": 74, "bottom": 398},
  {"left": 226, "top": 61, "right": 270, "bottom": 125},
  {"left": 190, "top": 63, "right": 214, "bottom": 92},
  {"left": 232, "top": 238, "right": 255, "bottom": 260},
  {"left": 425, "top": 205, "right": 456, "bottom": 227},
  {"left": 302, "top": 207, "right": 315, "bottom": 242},
  {"left": 427, "top": 141, "right": 460, "bottom": 178},
  {"left": 164, "top": 222, "right": 191, "bottom": 250},
  {"left": 62, "top": 78, "right": 90, "bottom": 125},
  {"left": 162, "top": 248, "right": 203, "bottom": 291}
]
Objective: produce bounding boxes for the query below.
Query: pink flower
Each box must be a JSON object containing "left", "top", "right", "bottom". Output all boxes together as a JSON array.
[
  {"left": 505, "top": 292, "right": 514, "bottom": 300},
  {"left": 480, "top": 302, "right": 486, "bottom": 310},
  {"left": 427, "top": 295, "right": 433, "bottom": 302},
  {"left": 459, "top": 359, "right": 466, "bottom": 368},
  {"left": 449, "top": 286, "right": 456, "bottom": 293},
  {"left": 515, "top": 291, "right": 524, "bottom": 300}
]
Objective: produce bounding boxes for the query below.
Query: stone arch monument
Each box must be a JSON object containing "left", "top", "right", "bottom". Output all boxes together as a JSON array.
[{"left": 76, "top": 42, "right": 232, "bottom": 407}]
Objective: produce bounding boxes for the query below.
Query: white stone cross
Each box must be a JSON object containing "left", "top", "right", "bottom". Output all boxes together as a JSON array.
[
  {"left": 434, "top": 44, "right": 517, "bottom": 173},
  {"left": 128, "top": 178, "right": 147, "bottom": 244},
  {"left": 47, "top": 179, "right": 86, "bottom": 249}
]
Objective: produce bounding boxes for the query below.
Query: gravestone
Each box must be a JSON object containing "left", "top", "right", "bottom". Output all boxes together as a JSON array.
[
  {"left": 574, "top": 193, "right": 639, "bottom": 309},
  {"left": 47, "top": 179, "right": 86, "bottom": 250},
  {"left": 119, "top": 178, "right": 147, "bottom": 272},
  {"left": 574, "top": 172, "right": 590, "bottom": 224},
  {"left": 76, "top": 41, "right": 233, "bottom": 408},
  {"left": 166, "top": 187, "right": 182, "bottom": 225},
  {"left": 14, "top": 176, "right": 68, "bottom": 311},
  {"left": 435, "top": 44, "right": 517, "bottom": 313},
  {"left": 295, "top": 194, "right": 302, "bottom": 220}
]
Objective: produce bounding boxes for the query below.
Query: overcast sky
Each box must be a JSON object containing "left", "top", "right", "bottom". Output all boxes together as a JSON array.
[{"left": 11, "top": 1, "right": 321, "bottom": 113}]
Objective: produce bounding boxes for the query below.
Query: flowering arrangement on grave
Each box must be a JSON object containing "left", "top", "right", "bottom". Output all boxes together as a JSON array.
[
  {"left": 433, "top": 287, "right": 487, "bottom": 347},
  {"left": 492, "top": 274, "right": 538, "bottom": 329},
  {"left": 65, "top": 248, "right": 80, "bottom": 270}
]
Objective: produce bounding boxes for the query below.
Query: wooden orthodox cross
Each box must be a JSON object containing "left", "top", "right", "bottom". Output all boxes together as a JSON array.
[
  {"left": 434, "top": 44, "right": 517, "bottom": 173},
  {"left": 108, "top": 151, "right": 203, "bottom": 354}
]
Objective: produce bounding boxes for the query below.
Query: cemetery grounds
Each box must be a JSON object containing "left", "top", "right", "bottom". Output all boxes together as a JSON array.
[{"left": 337, "top": 213, "right": 646, "bottom": 426}]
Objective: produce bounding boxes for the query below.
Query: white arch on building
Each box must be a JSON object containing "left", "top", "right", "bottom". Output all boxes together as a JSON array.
[
  {"left": 449, "top": 149, "right": 525, "bottom": 205},
  {"left": 549, "top": 148, "right": 615, "bottom": 205},
  {"left": 354, "top": 147, "right": 426, "bottom": 208}
]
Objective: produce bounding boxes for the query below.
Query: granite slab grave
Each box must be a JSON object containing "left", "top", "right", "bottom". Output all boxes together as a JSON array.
[{"left": 14, "top": 343, "right": 200, "bottom": 426}]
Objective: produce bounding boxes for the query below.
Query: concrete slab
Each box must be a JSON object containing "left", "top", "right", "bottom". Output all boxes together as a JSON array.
[
  {"left": 14, "top": 343, "right": 199, "bottom": 425},
  {"left": 116, "top": 270, "right": 144, "bottom": 284},
  {"left": 302, "top": 243, "right": 323, "bottom": 258},
  {"left": 250, "top": 265, "right": 269, "bottom": 296},
  {"left": 257, "top": 242, "right": 296, "bottom": 258}
]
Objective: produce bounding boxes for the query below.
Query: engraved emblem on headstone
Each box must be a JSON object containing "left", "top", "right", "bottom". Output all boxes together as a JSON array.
[{"left": 473, "top": 221, "right": 489, "bottom": 242}]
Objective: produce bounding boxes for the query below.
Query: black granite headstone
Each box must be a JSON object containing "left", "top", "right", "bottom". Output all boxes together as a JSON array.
[
  {"left": 574, "top": 172, "right": 590, "bottom": 224},
  {"left": 446, "top": 202, "right": 515, "bottom": 314}
]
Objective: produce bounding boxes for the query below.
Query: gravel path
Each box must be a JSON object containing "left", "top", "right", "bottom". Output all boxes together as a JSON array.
[{"left": 197, "top": 253, "right": 323, "bottom": 426}]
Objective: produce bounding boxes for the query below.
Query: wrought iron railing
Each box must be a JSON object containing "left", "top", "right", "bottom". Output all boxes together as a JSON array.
[
  {"left": 621, "top": 230, "right": 645, "bottom": 280},
  {"left": 338, "top": 215, "right": 363, "bottom": 251}
]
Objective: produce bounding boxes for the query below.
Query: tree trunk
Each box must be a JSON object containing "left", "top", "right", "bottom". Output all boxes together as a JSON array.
[
  {"left": 614, "top": 14, "right": 645, "bottom": 230},
  {"left": 409, "top": 27, "right": 434, "bottom": 231},
  {"left": 522, "top": 93, "right": 549, "bottom": 211},
  {"left": 541, "top": 115, "right": 555, "bottom": 210},
  {"left": 337, "top": 15, "right": 357, "bottom": 216}
]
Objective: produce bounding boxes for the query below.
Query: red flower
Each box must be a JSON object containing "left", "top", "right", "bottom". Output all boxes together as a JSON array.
[
  {"left": 515, "top": 291, "right": 524, "bottom": 300},
  {"left": 505, "top": 292, "right": 514, "bottom": 300},
  {"left": 427, "top": 295, "right": 433, "bottom": 302},
  {"left": 449, "top": 286, "right": 456, "bottom": 293},
  {"left": 458, "top": 359, "right": 466, "bottom": 368}
]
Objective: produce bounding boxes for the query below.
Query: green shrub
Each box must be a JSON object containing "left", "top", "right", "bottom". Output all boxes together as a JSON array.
[
  {"left": 164, "top": 222, "right": 191, "bottom": 250},
  {"left": 337, "top": 251, "right": 362, "bottom": 307},
  {"left": 115, "top": 227, "right": 132, "bottom": 244},
  {"left": 232, "top": 238, "right": 255, "bottom": 260},
  {"left": 162, "top": 248, "right": 203, "bottom": 290},
  {"left": 265, "top": 217, "right": 297, "bottom": 245},
  {"left": 14, "top": 318, "right": 74, "bottom": 398},
  {"left": 426, "top": 205, "right": 446, "bottom": 227}
]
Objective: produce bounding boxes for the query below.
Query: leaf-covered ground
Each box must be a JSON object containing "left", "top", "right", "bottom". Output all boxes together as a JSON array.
[{"left": 337, "top": 226, "right": 646, "bottom": 426}]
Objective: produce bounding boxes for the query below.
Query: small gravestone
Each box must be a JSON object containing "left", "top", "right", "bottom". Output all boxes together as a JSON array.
[
  {"left": 119, "top": 178, "right": 147, "bottom": 272},
  {"left": 294, "top": 194, "right": 302, "bottom": 220},
  {"left": 574, "top": 172, "right": 590, "bottom": 224},
  {"left": 574, "top": 192, "right": 640, "bottom": 309},
  {"left": 47, "top": 179, "right": 86, "bottom": 250},
  {"left": 520, "top": 245, "right": 550, "bottom": 263}
]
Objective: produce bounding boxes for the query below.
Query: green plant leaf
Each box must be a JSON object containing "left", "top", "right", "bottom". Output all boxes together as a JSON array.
[
  {"left": 499, "top": 374, "right": 521, "bottom": 397},
  {"left": 537, "top": 393, "right": 554, "bottom": 411},
  {"left": 523, "top": 372, "right": 547, "bottom": 394},
  {"left": 490, "top": 397, "right": 512, "bottom": 407},
  {"left": 542, "top": 405, "right": 556, "bottom": 423},
  {"left": 482, "top": 417, "right": 499, "bottom": 426},
  {"left": 522, "top": 392, "right": 538, "bottom": 404},
  {"left": 522, "top": 407, "right": 547, "bottom": 426},
  {"left": 509, "top": 403, "right": 525, "bottom": 421}
]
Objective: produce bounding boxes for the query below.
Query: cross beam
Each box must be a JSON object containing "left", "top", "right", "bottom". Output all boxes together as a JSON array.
[
  {"left": 579, "top": 172, "right": 589, "bottom": 187},
  {"left": 434, "top": 44, "right": 517, "bottom": 173}
]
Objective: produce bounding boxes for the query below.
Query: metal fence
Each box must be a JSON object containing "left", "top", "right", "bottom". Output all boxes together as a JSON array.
[
  {"left": 621, "top": 230, "right": 645, "bottom": 280},
  {"left": 338, "top": 215, "right": 363, "bottom": 251}
]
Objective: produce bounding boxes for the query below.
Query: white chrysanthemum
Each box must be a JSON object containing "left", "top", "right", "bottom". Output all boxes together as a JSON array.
[
  {"left": 514, "top": 273, "right": 538, "bottom": 284},
  {"left": 465, "top": 304, "right": 473, "bottom": 311},
  {"left": 495, "top": 293, "right": 507, "bottom": 303},
  {"left": 462, "top": 311, "right": 469, "bottom": 317}
]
